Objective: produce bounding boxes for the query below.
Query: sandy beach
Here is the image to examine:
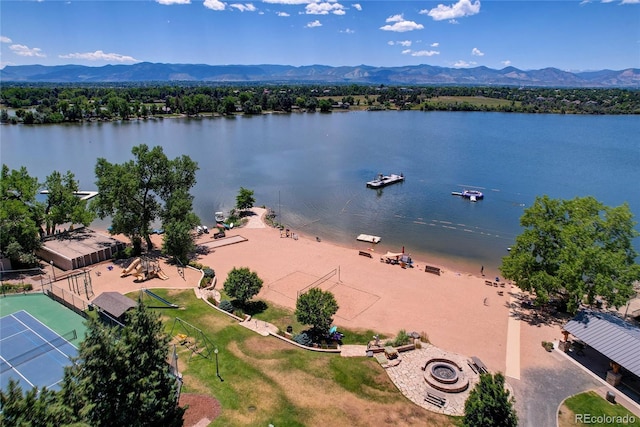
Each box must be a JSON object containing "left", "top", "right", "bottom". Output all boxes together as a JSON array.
[{"left": 78, "top": 207, "right": 565, "bottom": 376}]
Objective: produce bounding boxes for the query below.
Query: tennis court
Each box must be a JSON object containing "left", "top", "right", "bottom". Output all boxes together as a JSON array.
[{"left": 1, "top": 294, "right": 85, "bottom": 391}]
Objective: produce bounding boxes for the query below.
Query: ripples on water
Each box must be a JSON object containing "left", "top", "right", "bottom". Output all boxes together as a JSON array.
[{"left": 2, "top": 111, "right": 639, "bottom": 272}]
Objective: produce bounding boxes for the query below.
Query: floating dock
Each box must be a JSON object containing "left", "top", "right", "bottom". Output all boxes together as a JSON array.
[
  {"left": 452, "top": 189, "right": 484, "bottom": 202},
  {"left": 357, "top": 234, "right": 381, "bottom": 244}
]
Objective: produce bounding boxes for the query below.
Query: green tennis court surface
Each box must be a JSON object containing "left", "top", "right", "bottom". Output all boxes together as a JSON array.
[{"left": 0, "top": 293, "right": 87, "bottom": 391}]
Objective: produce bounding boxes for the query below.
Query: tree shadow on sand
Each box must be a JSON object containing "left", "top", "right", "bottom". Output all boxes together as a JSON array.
[{"left": 505, "top": 292, "right": 573, "bottom": 327}]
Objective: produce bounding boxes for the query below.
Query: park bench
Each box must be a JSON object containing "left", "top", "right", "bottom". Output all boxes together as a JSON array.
[
  {"left": 425, "top": 265, "right": 441, "bottom": 275},
  {"left": 470, "top": 356, "right": 488, "bottom": 374},
  {"left": 358, "top": 250, "right": 373, "bottom": 258},
  {"left": 424, "top": 388, "right": 447, "bottom": 408}
]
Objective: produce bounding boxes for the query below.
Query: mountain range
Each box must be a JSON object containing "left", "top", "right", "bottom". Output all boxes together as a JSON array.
[{"left": 1, "top": 62, "right": 638, "bottom": 88}]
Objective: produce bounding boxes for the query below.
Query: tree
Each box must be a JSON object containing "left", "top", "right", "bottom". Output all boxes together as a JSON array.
[
  {"left": 0, "top": 379, "right": 75, "bottom": 426},
  {"left": 43, "top": 170, "right": 95, "bottom": 235},
  {"left": 500, "top": 195, "right": 640, "bottom": 313},
  {"left": 92, "top": 144, "right": 198, "bottom": 253},
  {"left": 60, "top": 302, "right": 184, "bottom": 426},
  {"left": 295, "top": 287, "right": 339, "bottom": 336},
  {"left": 223, "top": 267, "right": 263, "bottom": 305},
  {"left": 0, "top": 165, "right": 43, "bottom": 266},
  {"left": 235, "top": 187, "right": 255, "bottom": 213},
  {"left": 463, "top": 372, "right": 517, "bottom": 427},
  {"left": 161, "top": 189, "right": 200, "bottom": 264}
]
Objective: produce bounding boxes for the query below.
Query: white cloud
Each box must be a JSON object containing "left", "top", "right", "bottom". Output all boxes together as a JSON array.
[
  {"left": 306, "top": 2, "right": 345, "bottom": 15},
  {"left": 502, "top": 60, "right": 511, "bottom": 66},
  {"left": 59, "top": 50, "right": 138, "bottom": 62},
  {"left": 381, "top": 16, "right": 424, "bottom": 32},
  {"left": 390, "top": 40, "right": 412, "bottom": 47},
  {"left": 276, "top": 11, "right": 290, "bottom": 16},
  {"left": 454, "top": 59, "right": 476, "bottom": 67},
  {"left": 1, "top": 36, "right": 12, "bottom": 43},
  {"left": 204, "top": 0, "right": 226, "bottom": 10},
  {"left": 230, "top": 3, "right": 256, "bottom": 11},
  {"left": 306, "top": 19, "right": 322, "bottom": 28},
  {"left": 471, "top": 47, "right": 484, "bottom": 56},
  {"left": 423, "top": 0, "right": 481, "bottom": 21},
  {"left": 156, "top": 0, "right": 190, "bottom": 4},
  {"left": 404, "top": 49, "right": 440, "bottom": 57},
  {"left": 353, "top": 3, "right": 362, "bottom": 11},
  {"left": 431, "top": 42, "right": 439, "bottom": 47},
  {"left": 380, "top": 20, "right": 424, "bottom": 32},
  {"left": 621, "top": 0, "right": 640, "bottom": 3},
  {"left": 340, "top": 28, "right": 355, "bottom": 34},
  {"left": 10, "top": 44, "right": 46, "bottom": 58},
  {"left": 386, "top": 14, "right": 404, "bottom": 23}
]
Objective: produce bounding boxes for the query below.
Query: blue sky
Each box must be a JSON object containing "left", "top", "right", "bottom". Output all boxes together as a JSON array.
[{"left": 1, "top": 0, "right": 638, "bottom": 71}]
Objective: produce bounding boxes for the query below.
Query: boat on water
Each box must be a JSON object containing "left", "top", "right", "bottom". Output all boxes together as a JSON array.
[
  {"left": 366, "top": 173, "right": 404, "bottom": 188},
  {"left": 451, "top": 189, "right": 484, "bottom": 202}
]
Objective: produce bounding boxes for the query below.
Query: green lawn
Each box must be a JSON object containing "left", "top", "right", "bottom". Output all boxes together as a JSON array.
[
  {"left": 133, "top": 289, "right": 457, "bottom": 427},
  {"left": 425, "top": 96, "right": 518, "bottom": 108},
  {"left": 560, "top": 391, "right": 638, "bottom": 427}
]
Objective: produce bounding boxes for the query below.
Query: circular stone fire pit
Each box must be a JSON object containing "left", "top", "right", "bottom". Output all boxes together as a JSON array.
[{"left": 423, "top": 358, "right": 469, "bottom": 393}]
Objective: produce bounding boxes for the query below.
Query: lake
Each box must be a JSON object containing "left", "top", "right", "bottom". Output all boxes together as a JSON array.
[{"left": 2, "top": 111, "right": 639, "bottom": 273}]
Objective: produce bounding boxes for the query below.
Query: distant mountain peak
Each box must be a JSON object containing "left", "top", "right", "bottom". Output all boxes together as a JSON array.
[{"left": 1, "top": 63, "right": 638, "bottom": 88}]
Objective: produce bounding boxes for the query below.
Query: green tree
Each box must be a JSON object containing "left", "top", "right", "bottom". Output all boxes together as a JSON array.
[
  {"left": 463, "top": 372, "right": 517, "bottom": 427},
  {"left": 0, "top": 379, "right": 77, "bottom": 426},
  {"left": 501, "top": 195, "right": 640, "bottom": 313},
  {"left": 318, "top": 99, "right": 332, "bottom": 112},
  {"left": 0, "top": 165, "right": 43, "bottom": 266},
  {"left": 92, "top": 144, "right": 198, "bottom": 253},
  {"left": 161, "top": 188, "right": 200, "bottom": 264},
  {"left": 60, "top": 302, "right": 184, "bottom": 426},
  {"left": 43, "top": 170, "right": 95, "bottom": 235},
  {"left": 295, "top": 287, "right": 339, "bottom": 336},
  {"left": 235, "top": 187, "right": 255, "bottom": 213},
  {"left": 223, "top": 267, "right": 263, "bottom": 305}
]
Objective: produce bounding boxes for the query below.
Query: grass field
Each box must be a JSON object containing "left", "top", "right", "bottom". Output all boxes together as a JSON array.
[
  {"left": 140, "top": 289, "right": 460, "bottom": 427},
  {"left": 558, "top": 391, "right": 637, "bottom": 427},
  {"left": 424, "top": 96, "right": 518, "bottom": 108}
]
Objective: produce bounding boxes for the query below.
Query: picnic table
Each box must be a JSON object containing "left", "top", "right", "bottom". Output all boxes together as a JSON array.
[{"left": 384, "top": 345, "right": 399, "bottom": 360}]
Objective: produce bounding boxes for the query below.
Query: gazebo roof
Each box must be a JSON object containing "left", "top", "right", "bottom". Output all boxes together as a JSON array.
[
  {"left": 563, "top": 310, "right": 640, "bottom": 377},
  {"left": 92, "top": 292, "right": 137, "bottom": 319}
]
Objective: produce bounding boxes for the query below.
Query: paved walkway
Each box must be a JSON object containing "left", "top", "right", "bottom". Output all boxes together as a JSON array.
[
  {"left": 505, "top": 295, "right": 521, "bottom": 380},
  {"left": 382, "top": 345, "right": 480, "bottom": 416}
]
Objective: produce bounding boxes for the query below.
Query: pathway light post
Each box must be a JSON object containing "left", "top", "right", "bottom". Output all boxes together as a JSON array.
[{"left": 50, "top": 260, "right": 56, "bottom": 281}]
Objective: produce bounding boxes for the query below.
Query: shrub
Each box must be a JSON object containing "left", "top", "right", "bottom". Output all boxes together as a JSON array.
[
  {"left": 392, "top": 329, "right": 411, "bottom": 347},
  {"left": 218, "top": 299, "right": 234, "bottom": 313},
  {"left": 0, "top": 283, "right": 33, "bottom": 293},
  {"left": 203, "top": 268, "right": 215, "bottom": 278},
  {"left": 293, "top": 332, "right": 313, "bottom": 347}
]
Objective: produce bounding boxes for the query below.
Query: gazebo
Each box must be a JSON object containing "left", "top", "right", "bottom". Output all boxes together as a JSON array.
[
  {"left": 562, "top": 310, "right": 640, "bottom": 387},
  {"left": 91, "top": 292, "right": 137, "bottom": 325}
]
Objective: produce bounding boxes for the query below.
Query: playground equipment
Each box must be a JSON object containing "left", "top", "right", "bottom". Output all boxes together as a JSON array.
[
  {"left": 170, "top": 317, "right": 215, "bottom": 360},
  {"left": 121, "top": 258, "right": 141, "bottom": 277},
  {"left": 140, "top": 288, "right": 179, "bottom": 308},
  {"left": 67, "top": 269, "right": 94, "bottom": 300},
  {"left": 122, "top": 257, "right": 170, "bottom": 282}
]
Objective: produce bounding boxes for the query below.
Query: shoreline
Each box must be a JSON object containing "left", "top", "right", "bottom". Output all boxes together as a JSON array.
[{"left": 86, "top": 207, "right": 519, "bottom": 374}]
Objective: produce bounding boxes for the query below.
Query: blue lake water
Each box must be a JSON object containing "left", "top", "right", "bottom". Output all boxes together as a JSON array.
[{"left": 2, "top": 111, "right": 639, "bottom": 273}]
